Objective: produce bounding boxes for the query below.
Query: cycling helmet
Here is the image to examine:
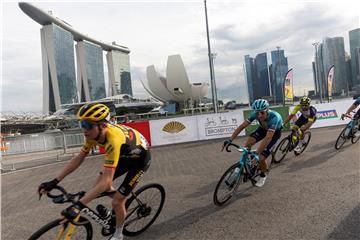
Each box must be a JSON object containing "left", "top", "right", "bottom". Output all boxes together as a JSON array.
[
  {"left": 300, "top": 96, "right": 311, "bottom": 105},
  {"left": 77, "top": 103, "right": 110, "bottom": 122},
  {"left": 252, "top": 99, "right": 269, "bottom": 111}
]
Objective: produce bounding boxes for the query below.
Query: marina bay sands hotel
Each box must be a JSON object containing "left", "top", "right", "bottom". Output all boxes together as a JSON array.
[{"left": 19, "top": 2, "right": 132, "bottom": 113}]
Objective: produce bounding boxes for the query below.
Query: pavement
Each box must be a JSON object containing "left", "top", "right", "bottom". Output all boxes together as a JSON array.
[{"left": 1, "top": 125, "right": 360, "bottom": 240}]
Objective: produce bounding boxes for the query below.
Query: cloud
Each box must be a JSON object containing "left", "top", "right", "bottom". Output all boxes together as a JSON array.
[{"left": 1, "top": 1, "right": 359, "bottom": 112}]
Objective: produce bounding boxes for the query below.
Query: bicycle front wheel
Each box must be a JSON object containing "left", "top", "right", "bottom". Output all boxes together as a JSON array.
[
  {"left": 272, "top": 137, "right": 290, "bottom": 163},
  {"left": 28, "top": 217, "right": 92, "bottom": 240},
  {"left": 124, "top": 183, "right": 165, "bottom": 237},
  {"left": 335, "top": 127, "right": 347, "bottom": 150},
  {"left": 294, "top": 131, "right": 311, "bottom": 156},
  {"left": 213, "top": 163, "right": 244, "bottom": 206}
]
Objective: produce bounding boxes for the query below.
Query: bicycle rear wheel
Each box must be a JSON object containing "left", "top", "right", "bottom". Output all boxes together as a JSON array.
[
  {"left": 294, "top": 131, "right": 311, "bottom": 156},
  {"left": 272, "top": 137, "right": 290, "bottom": 163},
  {"left": 123, "top": 183, "right": 165, "bottom": 236},
  {"left": 335, "top": 127, "right": 347, "bottom": 150},
  {"left": 351, "top": 126, "right": 360, "bottom": 144},
  {"left": 28, "top": 217, "right": 92, "bottom": 240},
  {"left": 213, "top": 163, "right": 244, "bottom": 206}
]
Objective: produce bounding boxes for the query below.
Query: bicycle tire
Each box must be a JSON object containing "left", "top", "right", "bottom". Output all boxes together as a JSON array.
[
  {"left": 123, "top": 183, "right": 165, "bottom": 236},
  {"left": 294, "top": 131, "right": 312, "bottom": 156},
  {"left": 213, "top": 163, "right": 243, "bottom": 206},
  {"left": 272, "top": 137, "right": 290, "bottom": 163},
  {"left": 28, "top": 217, "right": 93, "bottom": 240},
  {"left": 335, "top": 127, "right": 347, "bottom": 150},
  {"left": 351, "top": 127, "right": 360, "bottom": 144}
]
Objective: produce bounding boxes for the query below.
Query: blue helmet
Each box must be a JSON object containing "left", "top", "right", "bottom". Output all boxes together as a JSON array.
[{"left": 252, "top": 99, "right": 269, "bottom": 111}]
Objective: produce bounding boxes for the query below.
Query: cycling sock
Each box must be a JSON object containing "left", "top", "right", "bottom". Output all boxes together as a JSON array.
[
  {"left": 260, "top": 172, "right": 266, "bottom": 178},
  {"left": 113, "top": 225, "right": 124, "bottom": 238}
]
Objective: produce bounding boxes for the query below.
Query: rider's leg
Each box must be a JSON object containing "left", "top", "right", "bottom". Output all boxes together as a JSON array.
[
  {"left": 245, "top": 127, "right": 266, "bottom": 149},
  {"left": 111, "top": 192, "right": 128, "bottom": 240}
]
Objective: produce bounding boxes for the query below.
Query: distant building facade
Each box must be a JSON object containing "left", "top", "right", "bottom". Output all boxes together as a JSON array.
[
  {"left": 19, "top": 2, "right": 131, "bottom": 113},
  {"left": 270, "top": 49, "right": 288, "bottom": 103},
  {"left": 349, "top": 28, "right": 360, "bottom": 91},
  {"left": 254, "top": 53, "right": 270, "bottom": 99},
  {"left": 244, "top": 55, "right": 256, "bottom": 104}
]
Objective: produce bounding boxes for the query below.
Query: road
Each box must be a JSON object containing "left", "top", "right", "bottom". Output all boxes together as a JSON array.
[{"left": 1, "top": 125, "right": 359, "bottom": 240}]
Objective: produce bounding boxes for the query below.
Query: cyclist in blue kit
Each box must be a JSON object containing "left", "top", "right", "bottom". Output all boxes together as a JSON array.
[
  {"left": 342, "top": 96, "right": 360, "bottom": 123},
  {"left": 223, "top": 99, "right": 283, "bottom": 187}
]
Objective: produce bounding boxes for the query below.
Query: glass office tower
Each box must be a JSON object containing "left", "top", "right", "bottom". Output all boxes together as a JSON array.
[
  {"left": 244, "top": 55, "right": 255, "bottom": 104},
  {"left": 41, "top": 24, "right": 78, "bottom": 113},
  {"left": 349, "top": 28, "right": 360, "bottom": 90},
  {"left": 76, "top": 41, "right": 106, "bottom": 101},
  {"left": 271, "top": 49, "right": 288, "bottom": 103},
  {"left": 254, "top": 53, "right": 270, "bottom": 99},
  {"left": 106, "top": 50, "right": 132, "bottom": 96}
]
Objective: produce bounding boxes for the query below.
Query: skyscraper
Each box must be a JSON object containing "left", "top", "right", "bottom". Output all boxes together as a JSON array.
[
  {"left": 19, "top": 2, "right": 131, "bottom": 113},
  {"left": 41, "top": 24, "right": 78, "bottom": 113},
  {"left": 107, "top": 49, "right": 132, "bottom": 96},
  {"left": 322, "top": 37, "right": 347, "bottom": 96},
  {"left": 244, "top": 55, "right": 256, "bottom": 104},
  {"left": 270, "top": 49, "right": 288, "bottom": 103},
  {"left": 254, "top": 53, "right": 270, "bottom": 99},
  {"left": 76, "top": 41, "right": 106, "bottom": 102},
  {"left": 349, "top": 28, "right": 360, "bottom": 91}
]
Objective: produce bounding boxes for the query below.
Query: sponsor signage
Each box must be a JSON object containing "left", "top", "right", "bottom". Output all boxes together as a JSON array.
[
  {"left": 197, "top": 112, "right": 245, "bottom": 140},
  {"left": 149, "top": 116, "right": 198, "bottom": 146},
  {"left": 316, "top": 109, "right": 338, "bottom": 120}
]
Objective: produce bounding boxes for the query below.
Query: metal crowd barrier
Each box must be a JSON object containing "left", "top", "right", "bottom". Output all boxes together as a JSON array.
[{"left": 1, "top": 129, "right": 84, "bottom": 156}]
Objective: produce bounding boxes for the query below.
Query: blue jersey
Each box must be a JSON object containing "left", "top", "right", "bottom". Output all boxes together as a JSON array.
[
  {"left": 246, "top": 110, "right": 283, "bottom": 131},
  {"left": 354, "top": 96, "right": 360, "bottom": 106}
]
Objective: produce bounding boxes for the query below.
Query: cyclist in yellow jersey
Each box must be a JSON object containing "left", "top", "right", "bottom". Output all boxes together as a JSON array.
[
  {"left": 38, "top": 103, "right": 150, "bottom": 240},
  {"left": 283, "top": 96, "right": 317, "bottom": 150}
]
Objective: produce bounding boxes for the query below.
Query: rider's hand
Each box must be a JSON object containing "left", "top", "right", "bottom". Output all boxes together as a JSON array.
[
  {"left": 38, "top": 178, "right": 59, "bottom": 194},
  {"left": 222, "top": 139, "right": 232, "bottom": 151},
  {"left": 62, "top": 205, "right": 81, "bottom": 220}
]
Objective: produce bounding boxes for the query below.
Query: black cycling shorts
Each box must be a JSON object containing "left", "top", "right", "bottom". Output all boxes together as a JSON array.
[
  {"left": 250, "top": 127, "right": 281, "bottom": 158},
  {"left": 294, "top": 115, "right": 317, "bottom": 128},
  {"left": 354, "top": 108, "right": 360, "bottom": 120},
  {"left": 113, "top": 149, "right": 151, "bottom": 196}
]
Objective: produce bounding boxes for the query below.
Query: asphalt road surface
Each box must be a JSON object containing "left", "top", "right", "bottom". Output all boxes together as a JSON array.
[{"left": 2, "top": 125, "right": 359, "bottom": 240}]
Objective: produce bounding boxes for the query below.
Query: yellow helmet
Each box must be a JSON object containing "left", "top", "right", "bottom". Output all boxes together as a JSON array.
[{"left": 77, "top": 103, "right": 110, "bottom": 122}]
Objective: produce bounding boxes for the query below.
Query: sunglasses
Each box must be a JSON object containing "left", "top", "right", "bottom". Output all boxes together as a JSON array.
[
  {"left": 80, "top": 121, "right": 97, "bottom": 130},
  {"left": 256, "top": 110, "right": 267, "bottom": 115}
]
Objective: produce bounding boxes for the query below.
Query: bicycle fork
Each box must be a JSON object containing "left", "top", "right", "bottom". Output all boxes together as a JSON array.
[{"left": 56, "top": 214, "right": 81, "bottom": 240}]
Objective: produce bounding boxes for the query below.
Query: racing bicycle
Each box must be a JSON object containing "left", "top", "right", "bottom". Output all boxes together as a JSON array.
[
  {"left": 272, "top": 127, "right": 311, "bottom": 163},
  {"left": 213, "top": 143, "right": 262, "bottom": 206},
  {"left": 335, "top": 113, "right": 360, "bottom": 150},
  {"left": 28, "top": 184, "right": 165, "bottom": 239}
]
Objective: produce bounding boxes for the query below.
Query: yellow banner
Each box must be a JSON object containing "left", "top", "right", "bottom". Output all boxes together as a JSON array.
[{"left": 284, "top": 69, "right": 293, "bottom": 103}]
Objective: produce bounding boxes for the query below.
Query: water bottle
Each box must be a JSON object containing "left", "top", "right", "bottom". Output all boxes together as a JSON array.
[
  {"left": 225, "top": 167, "right": 240, "bottom": 187},
  {"left": 344, "top": 123, "right": 353, "bottom": 137},
  {"left": 96, "top": 204, "right": 111, "bottom": 219}
]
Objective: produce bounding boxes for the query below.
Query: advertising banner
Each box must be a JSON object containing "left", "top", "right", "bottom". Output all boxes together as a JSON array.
[
  {"left": 327, "top": 65, "right": 334, "bottom": 101},
  {"left": 243, "top": 107, "right": 289, "bottom": 135},
  {"left": 197, "top": 111, "right": 245, "bottom": 140},
  {"left": 289, "top": 99, "right": 353, "bottom": 128},
  {"left": 284, "top": 69, "right": 294, "bottom": 103},
  {"left": 122, "top": 121, "right": 152, "bottom": 146},
  {"left": 149, "top": 116, "right": 199, "bottom": 146}
]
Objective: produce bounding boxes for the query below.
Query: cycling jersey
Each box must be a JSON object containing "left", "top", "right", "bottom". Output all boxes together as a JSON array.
[
  {"left": 291, "top": 104, "right": 317, "bottom": 122},
  {"left": 81, "top": 124, "right": 149, "bottom": 168},
  {"left": 246, "top": 110, "right": 283, "bottom": 131}
]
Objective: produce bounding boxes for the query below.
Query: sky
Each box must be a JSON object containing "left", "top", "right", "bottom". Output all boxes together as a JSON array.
[{"left": 1, "top": 0, "right": 359, "bottom": 112}]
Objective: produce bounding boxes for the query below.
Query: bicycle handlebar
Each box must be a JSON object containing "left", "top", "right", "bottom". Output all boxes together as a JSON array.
[
  {"left": 46, "top": 186, "right": 85, "bottom": 204},
  {"left": 224, "top": 143, "right": 259, "bottom": 160}
]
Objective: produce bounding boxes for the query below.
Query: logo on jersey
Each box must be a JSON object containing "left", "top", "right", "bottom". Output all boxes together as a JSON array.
[{"left": 162, "top": 121, "right": 186, "bottom": 134}]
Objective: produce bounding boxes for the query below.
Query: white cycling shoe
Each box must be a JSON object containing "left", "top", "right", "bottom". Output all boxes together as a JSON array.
[
  {"left": 109, "top": 235, "right": 123, "bottom": 240},
  {"left": 255, "top": 175, "right": 267, "bottom": 187}
]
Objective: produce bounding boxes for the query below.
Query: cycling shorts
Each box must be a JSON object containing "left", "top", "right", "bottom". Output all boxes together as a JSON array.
[{"left": 250, "top": 127, "right": 282, "bottom": 158}]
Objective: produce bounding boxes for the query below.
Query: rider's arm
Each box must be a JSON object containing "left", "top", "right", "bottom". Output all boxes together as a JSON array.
[
  {"left": 256, "top": 130, "right": 275, "bottom": 155},
  {"left": 229, "top": 121, "right": 250, "bottom": 141},
  {"left": 345, "top": 104, "right": 357, "bottom": 115},
  {"left": 55, "top": 151, "right": 87, "bottom": 182},
  {"left": 79, "top": 167, "right": 115, "bottom": 205},
  {"left": 283, "top": 114, "right": 294, "bottom": 126}
]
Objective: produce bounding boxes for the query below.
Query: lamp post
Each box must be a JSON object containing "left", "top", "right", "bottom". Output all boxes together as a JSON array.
[
  {"left": 312, "top": 42, "right": 322, "bottom": 103},
  {"left": 204, "top": 0, "right": 218, "bottom": 113}
]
